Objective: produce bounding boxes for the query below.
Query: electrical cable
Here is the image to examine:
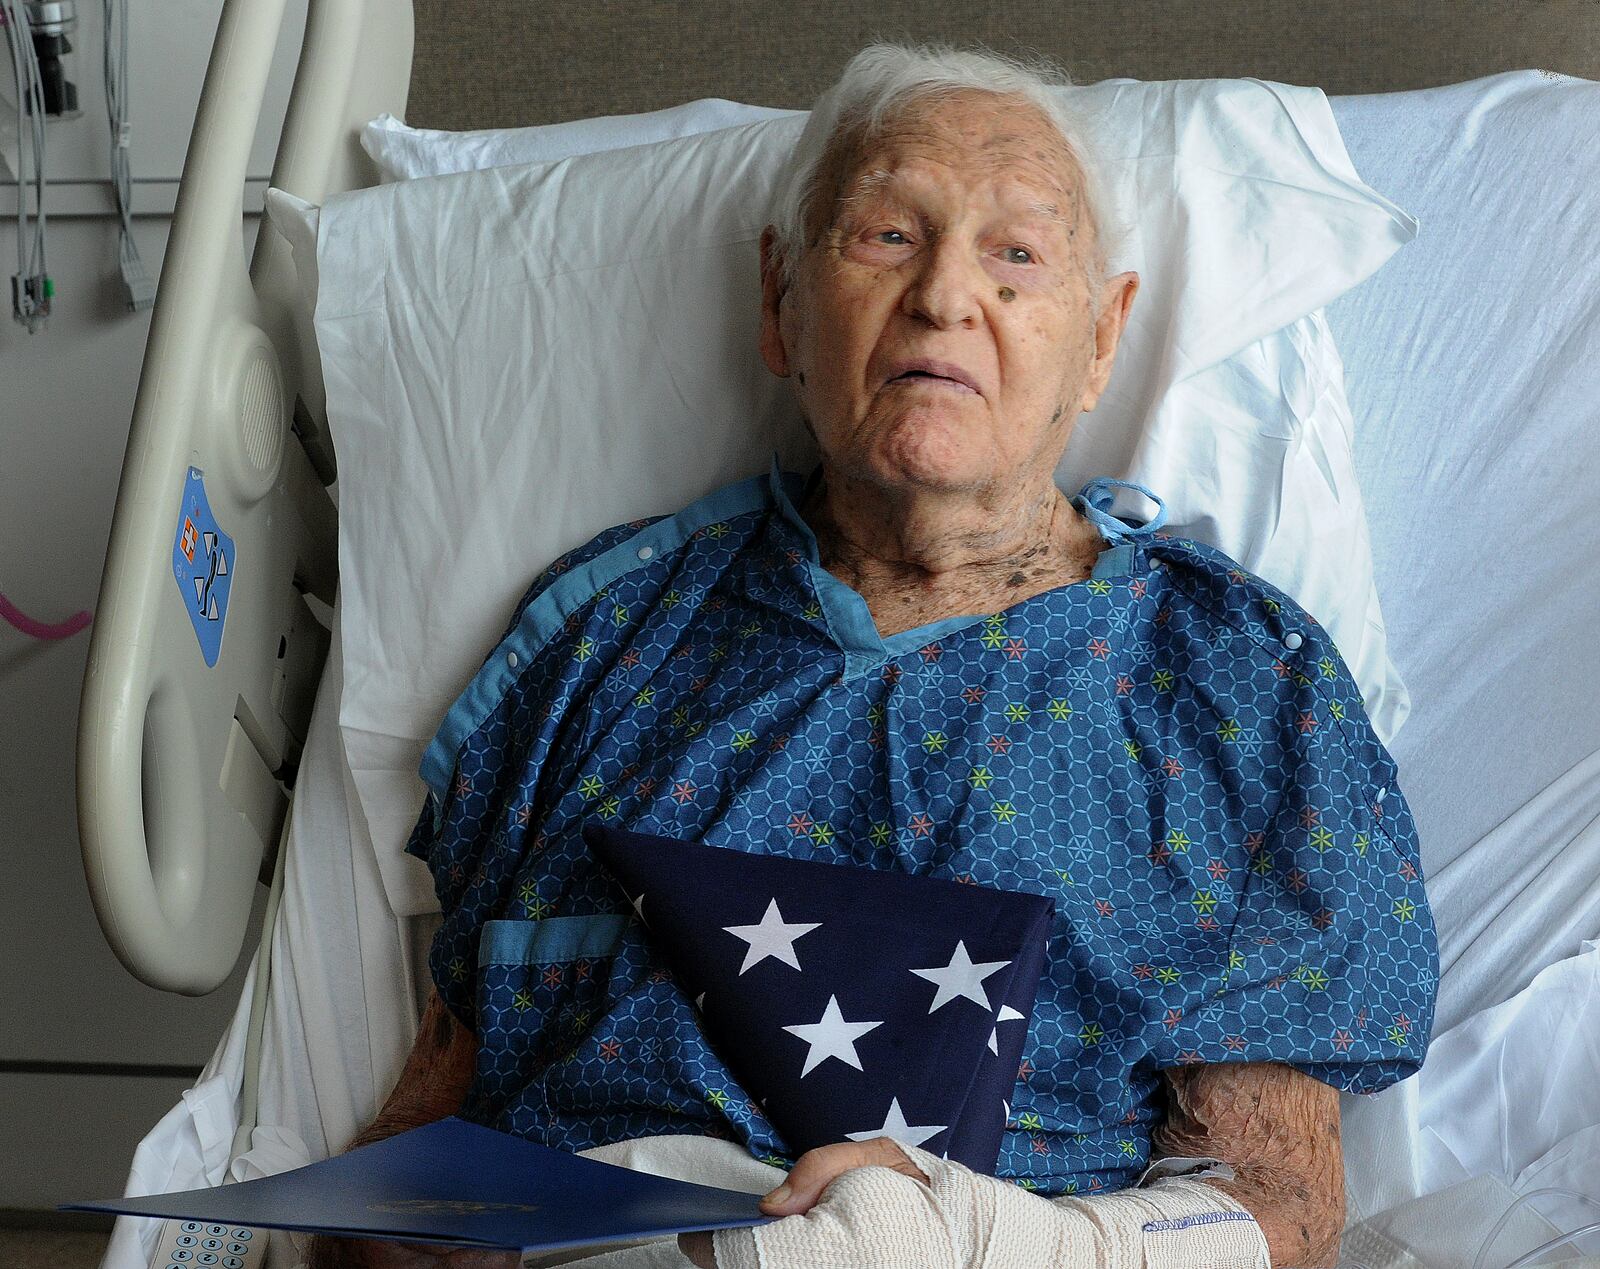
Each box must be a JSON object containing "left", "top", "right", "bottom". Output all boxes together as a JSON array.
[
  {"left": 2, "top": 0, "right": 51, "bottom": 330},
  {"left": 27, "top": 4, "right": 48, "bottom": 312},
  {"left": 101, "top": 0, "right": 149, "bottom": 308},
  {"left": 3, "top": 1, "right": 28, "bottom": 297},
  {"left": 23, "top": 0, "right": 48, "bottom": 320}
]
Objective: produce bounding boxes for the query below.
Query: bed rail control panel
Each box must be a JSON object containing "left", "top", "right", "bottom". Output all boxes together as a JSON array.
[{"left": 76, "top": 0, "right": 409, "bottom": 994}]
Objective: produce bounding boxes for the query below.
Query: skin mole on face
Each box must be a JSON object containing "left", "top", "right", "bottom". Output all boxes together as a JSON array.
[{"left": 998, "top": 287, "right": 1016, "bottom": 302}]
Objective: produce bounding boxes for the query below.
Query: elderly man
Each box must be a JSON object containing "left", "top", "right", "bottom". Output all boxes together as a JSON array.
[{"left": 312, "top": 41, "right": 1436, "bottom": 1269}]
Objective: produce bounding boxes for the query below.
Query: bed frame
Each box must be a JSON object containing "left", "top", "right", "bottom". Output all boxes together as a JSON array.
[{"left": 77, "top": 0, "right": 1600, "bottom": 994}]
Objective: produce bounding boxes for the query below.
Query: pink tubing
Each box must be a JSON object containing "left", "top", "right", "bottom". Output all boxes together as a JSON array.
[{"left": 0, "top": 591, "right": 94, "bottom": 640}]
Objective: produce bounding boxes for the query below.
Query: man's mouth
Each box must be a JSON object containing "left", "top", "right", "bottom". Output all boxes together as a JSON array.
[{"left": 888, "top": 370, "right": 978, "bottom": 394}]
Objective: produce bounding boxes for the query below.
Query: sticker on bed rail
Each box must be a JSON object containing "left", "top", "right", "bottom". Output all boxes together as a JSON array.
[{"left": 171, "top": 467, "right": 235, "bottom": 667}]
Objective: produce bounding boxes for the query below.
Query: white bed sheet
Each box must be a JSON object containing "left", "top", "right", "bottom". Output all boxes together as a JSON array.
[
  {"left": 101, "top": 71, "right": 1600, "bottom": 1269},
  {"left": 1326, "top": 71, "right": 1600, "bottom": 1027}
]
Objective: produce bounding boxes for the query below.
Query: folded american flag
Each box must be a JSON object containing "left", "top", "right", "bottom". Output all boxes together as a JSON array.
[{"left": 582, "top": 823, "right": 1055, "bottom": 1174}]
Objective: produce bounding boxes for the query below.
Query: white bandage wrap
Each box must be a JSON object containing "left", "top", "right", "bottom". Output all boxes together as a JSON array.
[{"left": 710, "top": 1146, "right": 1271, "bottom": 1269}]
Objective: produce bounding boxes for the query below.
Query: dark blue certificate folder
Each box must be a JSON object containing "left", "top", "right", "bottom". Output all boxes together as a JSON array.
[{"left": 62, "top": 1117, "right": 772, "bottom": 1256}]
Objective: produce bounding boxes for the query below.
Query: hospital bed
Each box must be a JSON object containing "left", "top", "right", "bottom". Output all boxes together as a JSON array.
[{"left": 75, "top": 2, "right": 1600, "bottom": 1266}]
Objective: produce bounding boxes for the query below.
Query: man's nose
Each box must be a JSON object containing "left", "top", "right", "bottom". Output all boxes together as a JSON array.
[{"left": 900, "top": 235, "right": 983, "bottom": 328}]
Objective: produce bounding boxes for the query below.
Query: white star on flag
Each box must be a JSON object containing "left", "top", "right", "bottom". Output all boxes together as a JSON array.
[
  {"left": 987, "top": 1005, "right": 1026, "bottom": 1054},
  {"left": 782, "top": 994, "right": 884, "bottom": 1076},
  {"left": 845, "top": 1097, "right": 946, "bottom": 1148},
  {"left": 911, "top": 940, "right": 1012, "bottom": 1012},
  {"left": 722, "top": 898, "right": 821, "bottom": 973}
]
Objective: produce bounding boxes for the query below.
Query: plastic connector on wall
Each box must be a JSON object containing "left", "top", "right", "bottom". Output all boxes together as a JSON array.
[
  {"left": 11, "top": 271, "right": 53, "bottom": 330},
  {"left": 120, "top": 256, "right": 155, "bottom": 310}
]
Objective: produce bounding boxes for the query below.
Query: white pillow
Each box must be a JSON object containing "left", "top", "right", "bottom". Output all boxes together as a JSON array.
[
  {"left": 268, "top": 77, "right": 1415, "bottom": 915},
  {"left": 361, "top": 98, "right": 800, "bottom": 181}
]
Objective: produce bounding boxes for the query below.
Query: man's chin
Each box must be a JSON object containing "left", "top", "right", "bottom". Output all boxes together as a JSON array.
[{"left": 858, "top": 422, "right": 992, "bottom": 493}]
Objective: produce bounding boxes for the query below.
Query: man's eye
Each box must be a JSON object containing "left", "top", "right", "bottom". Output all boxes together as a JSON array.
[
  {"left": 1004, "top": 246, "right": 1035, "bottom": 265},
  {"left": 875, "top": 230, "right": 910, "bottom": 245}
]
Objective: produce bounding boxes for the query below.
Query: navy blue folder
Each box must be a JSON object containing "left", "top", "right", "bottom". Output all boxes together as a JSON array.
[{"left": 62, "top": 1117, "right": 771, "bottom": 1255}]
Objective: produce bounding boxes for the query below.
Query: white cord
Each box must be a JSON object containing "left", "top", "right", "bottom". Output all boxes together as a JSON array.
[
  {"left": 20, "top": 0, "right": 45, "bottom": 297},
  {"left": 102, "top": 0, "right": 151, "bottom": 309},
  {"left": 2, "top": 4, "right": 21, "bottom": 288},
  {"left": 1472, "top": 1186, "right": 1600, "bottom": 1269},
  {"left": 26, "top": 1, "right": 44, "bottom": 288},
  {"left": 2, "top": 0, "right": 50, "bottom": 330}
]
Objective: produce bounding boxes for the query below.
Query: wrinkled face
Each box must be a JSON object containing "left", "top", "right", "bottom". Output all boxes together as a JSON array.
[{"left": 759, "top": 89, "right": 1137, "bottom": 495}]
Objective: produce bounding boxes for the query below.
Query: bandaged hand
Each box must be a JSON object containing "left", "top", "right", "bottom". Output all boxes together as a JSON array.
[
  {"left": 677, "top": 1137, "right": 929, "bottom": 1267},
  {"left": 699, "top": 1140, "right": 1271, "bottom": 1268}
]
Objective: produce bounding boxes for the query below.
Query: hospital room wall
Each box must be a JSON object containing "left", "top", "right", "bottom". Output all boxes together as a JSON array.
[{"left": 0, "top": 1, "right": 306, "bottom": 1215}]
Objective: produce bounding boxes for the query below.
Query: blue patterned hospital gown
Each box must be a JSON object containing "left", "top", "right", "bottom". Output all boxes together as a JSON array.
[{"left": 406, "top": 451, "right": 1439, "bottom": 1196}]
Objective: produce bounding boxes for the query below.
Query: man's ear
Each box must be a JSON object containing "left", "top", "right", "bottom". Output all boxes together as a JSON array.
[
  {"left": 1078, "top": 269, "right": 1139, "bottom": 413},
  {"left": 759, "top": 225, "right": 793, "bottom": 379}
]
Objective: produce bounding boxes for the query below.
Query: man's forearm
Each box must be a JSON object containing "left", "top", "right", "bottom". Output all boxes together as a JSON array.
[{"left": 1153, "top": 1064, "right": 1345, "bottom": 1269}]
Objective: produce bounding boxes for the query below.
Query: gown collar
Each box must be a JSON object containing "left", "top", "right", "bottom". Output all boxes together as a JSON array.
[
  {"left": 763, "top": 449, "right": 1167, "bottom": 556},
  {"left": 761, "top": 449, "right": 1150, "bottom": 681}
]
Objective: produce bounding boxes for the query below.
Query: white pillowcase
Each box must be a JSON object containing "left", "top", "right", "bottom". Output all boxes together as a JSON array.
[
  {"left": 267, "top": 77, "right": 1414, "bottom": 915},
  {"left": 361, "top": 99, "right": 800, "bottom": 181}
]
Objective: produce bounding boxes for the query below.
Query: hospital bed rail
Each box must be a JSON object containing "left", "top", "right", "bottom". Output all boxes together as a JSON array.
[{"left": 76, "top": 0, "right": 412, "bottom": 994}]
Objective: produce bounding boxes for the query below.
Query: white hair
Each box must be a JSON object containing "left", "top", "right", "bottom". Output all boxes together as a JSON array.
[{"left": 768, "top": 40, "right": 1125, "bottom": 296}]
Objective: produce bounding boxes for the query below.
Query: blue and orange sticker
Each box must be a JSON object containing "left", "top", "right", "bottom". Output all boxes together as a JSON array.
[{"left": 171, "top": 467, "right": 235, "bottom": 667}]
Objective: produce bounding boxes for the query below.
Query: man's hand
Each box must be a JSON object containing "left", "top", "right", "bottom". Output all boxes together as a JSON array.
[{"left": 676, "top": 1136, "right": 929, "bottom": 1267}]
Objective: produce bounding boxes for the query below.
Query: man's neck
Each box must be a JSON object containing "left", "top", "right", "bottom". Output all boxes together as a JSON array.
[{"left": 797, "top": 464, "right": 1104, "bottom": 615}]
